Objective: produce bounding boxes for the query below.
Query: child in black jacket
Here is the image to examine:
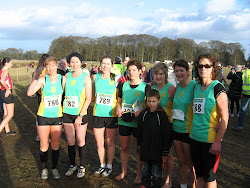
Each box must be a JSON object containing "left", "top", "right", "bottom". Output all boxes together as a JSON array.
[{"left": 137, "top": 89, "right": 172, "bottom": 188}]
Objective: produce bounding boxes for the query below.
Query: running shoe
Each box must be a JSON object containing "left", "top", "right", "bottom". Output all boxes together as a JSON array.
[
  {"left": 6, "top": 131, "right": 16, "bottom": 136},
  {"left": 41, "top": 168, "right": 48, "bottom": 180},
  {"left": 94, "top": 167, "right": 105, "bottom": 175},
  {"left": 102, "top": 167, "right": 112, "bottom": 177},
  {"left": 51, "top": 168, "right": 60, "bottom": 180},
  {"left": 65, "top": 165, "right": 78, "bottom": 176},
  {"left": 76, "top": 166, "right": 85, "bottom": 178}
]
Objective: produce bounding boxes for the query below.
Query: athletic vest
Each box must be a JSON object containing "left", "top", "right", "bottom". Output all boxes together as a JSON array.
[
  {"left": 63, "top": 72, "right": 87, "bottom": 115},
  {"left": 0, "top": 69, "right": 13, "bottom": 90},
  {"left": 190, "top": 80, "right": 222, "bottom": 143},
  {"left": 152, "top": 83, "right": 173, "bottom": 123},
  {"left": 37, "top": 74, "right": 63, "bottom": 118},
  {"left": 242, "top": 69, "right": 250, "bottom": 95},
  {"left": 93, "top": 73, "right": 117, "bottom": 117},
  {"left": 118, "top": 81, "right": 147, "bottom": 128},
  {"left": 173, "top": 80, "right": 196, "bottom": 133}
]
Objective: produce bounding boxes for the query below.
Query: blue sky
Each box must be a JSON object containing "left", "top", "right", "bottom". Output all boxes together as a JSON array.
[{"left": 0, "top": 0, "right": 249, "bottom": 58}]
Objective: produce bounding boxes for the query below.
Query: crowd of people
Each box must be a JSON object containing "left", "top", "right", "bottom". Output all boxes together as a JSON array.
[{"left": 0, "top": 53, "right": 250, "bottom": 188}]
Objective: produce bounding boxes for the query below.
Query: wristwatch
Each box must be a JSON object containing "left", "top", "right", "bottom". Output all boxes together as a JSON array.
[{"left": 78, "top": 114, "right": 84, "bottom": 118}]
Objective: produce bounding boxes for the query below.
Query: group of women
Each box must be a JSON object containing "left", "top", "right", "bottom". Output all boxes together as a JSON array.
[{"left": 24, "top": 52, "right": 228, "bottom": 188}]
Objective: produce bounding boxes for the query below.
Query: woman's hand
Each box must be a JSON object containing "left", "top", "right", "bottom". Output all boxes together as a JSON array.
[
  {"left": 74, "top": 116, "right": 82, "bottom": 128},
  {"left": 209, "top": 141, "right": 221, "bottom": 155},
  {"left": 5, "top": 89, "right": 11, "bottom": 98},
  {"left": 116, "top": 107, "right": 123, "bottom": 117},
  {"left": 134, "top": 110, "right": 141, "bottom": 117}
]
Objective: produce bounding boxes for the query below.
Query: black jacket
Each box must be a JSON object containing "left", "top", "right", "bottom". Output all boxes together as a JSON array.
[
  {"left": 137, "top": 105, "right": 172, "bottom": 162},
  {"left": 227, "top": 72, "right": 242, "bottom": 100}
]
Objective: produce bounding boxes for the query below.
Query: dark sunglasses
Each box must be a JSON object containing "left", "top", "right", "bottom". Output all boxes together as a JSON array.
[{"left": 198, "top": 64, "right": 213, "bottom": 69}]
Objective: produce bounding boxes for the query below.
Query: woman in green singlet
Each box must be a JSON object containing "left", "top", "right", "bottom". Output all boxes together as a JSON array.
[
  {"left": 27, "top": 56, "right": 65, "bottom": 180},
  {"left": 63, "top": 52, "right": 92, "bottom": 179},
  {"left": 190, "top": 53, "right": 228, "bottom": 188},
  {"left": 172, "top": 60, "right": 196, "bottom": 188},
  {"left": 92, "top": 55, "right": 117, "bottom": 177}
]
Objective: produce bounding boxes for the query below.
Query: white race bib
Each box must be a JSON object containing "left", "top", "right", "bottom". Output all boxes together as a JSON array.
[
  {"left": 122, "top": 103, "right": 133, "bottom": 113},
  {"left": 44, "top": 95, "right": 61, "bottom": 108},
  {"left": 65, "top": 96, "right": 79, "bottom": 108},
  {"left": 172, "top": 109, "right": 185, "bottom": 121},
  {"left": 193, "top": 98, "right": 205, "bottom": 114},
  {"left": 96, "top": 93, "right": 113, "bottom": 106}
]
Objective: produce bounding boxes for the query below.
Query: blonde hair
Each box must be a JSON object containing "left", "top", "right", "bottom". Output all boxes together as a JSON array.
[{"left": 153, "top": 62, "right": 168, "bottom": 83}]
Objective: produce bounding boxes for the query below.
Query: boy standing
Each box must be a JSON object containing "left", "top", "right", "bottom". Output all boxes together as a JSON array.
[{"left": 137, "top": 89, "right": 172, "bottom": 188}]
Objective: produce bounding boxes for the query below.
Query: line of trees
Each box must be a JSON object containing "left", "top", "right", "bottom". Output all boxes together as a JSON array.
[
  {"left": 0, "top": 48, "right": 41, "bottom": 60},
  {"left": 49, "top": 34, "right": 247, "bottom": 66},
  {"left": 0, "top": 34, "right": 248, "bottom": 66}
]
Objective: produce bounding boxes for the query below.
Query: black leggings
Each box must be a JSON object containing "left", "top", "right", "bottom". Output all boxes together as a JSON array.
[{"left": 230, "top": 99, "right": 240, "bottom": 114}]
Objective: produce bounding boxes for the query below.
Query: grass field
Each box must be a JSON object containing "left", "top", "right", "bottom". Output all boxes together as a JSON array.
[{"left": 0, "top": 62, "right": 249, "bottom": 188}]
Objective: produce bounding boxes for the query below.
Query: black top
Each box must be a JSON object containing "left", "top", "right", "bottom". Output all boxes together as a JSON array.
[
  {"left": 226, "top": 72, "right": 242, "bottom": 100},
  {"left": 137, "top": 105, "right": 172, "bottom": 162}
]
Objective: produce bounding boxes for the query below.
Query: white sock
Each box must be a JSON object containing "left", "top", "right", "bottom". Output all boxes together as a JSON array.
[
  {"left": 106, "top": 164, "right": 112, "bottom": 169},
  {"left": 100, "top": 163, "right": 105, "bottom": 168},
  {"left": 180, "top": 183, "right": 187, "bottom": 188}
]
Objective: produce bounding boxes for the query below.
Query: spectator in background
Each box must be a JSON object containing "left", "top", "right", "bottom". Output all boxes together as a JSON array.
[
  {"left": 167, "top": 62, "right": 178, "bottom": 87},
  {"left": 233, "top": 62, "right": 250, "bottom": 131},
  {"left": 82, "top": 61, "right": 90, "bottom": 75},
  {"left": 147, "top": 61, "right": 160, "bottom": 83},
  {"left": 140, "top": 64, "right": 149, "bottom": 83},
  {"left": 57, "top": 58, "right": 69, "bottom": 76},
  {"left": 218, "top": 63, "right": 228, "bottom": 86},
  {"left": 92, "top": 65, "right": 99, "bottom": 75},
  {"left": 27, "top": 62, "right": 35, "bottom": 85},
  {"left": 123, "top": 56, "right": 129, "bottom": 77},
  {"left": 227, "top": 65, "right": 242, "bottom": 118}
]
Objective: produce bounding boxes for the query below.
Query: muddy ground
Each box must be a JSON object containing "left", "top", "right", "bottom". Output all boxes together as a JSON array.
[{"left": 0, "top": 82, "right": 250, "bottom": 188}]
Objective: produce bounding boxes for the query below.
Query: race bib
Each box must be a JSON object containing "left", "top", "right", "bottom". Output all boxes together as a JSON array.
[
  {"left": 193, "top": 98, "right": 205, "bottom": 114},
  {"left": 44, "top": 95, "right": 61, "bottom": 108},
  {"left": 122, "top": 103, "right": 133, "bottom": 113},
  {"left": 96, "top": 93, "right": 113, "bottom": 106},
  {"left": 172, "top": 109, "right": 185, "bottom": 121},
  {"left": 65, "top": 96, "right": 79, "bottom": 108}
]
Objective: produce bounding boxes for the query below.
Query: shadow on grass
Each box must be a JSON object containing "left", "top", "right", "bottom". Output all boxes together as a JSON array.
[{"left": 0, "top": 140, "right": 15, "bottom": 188}]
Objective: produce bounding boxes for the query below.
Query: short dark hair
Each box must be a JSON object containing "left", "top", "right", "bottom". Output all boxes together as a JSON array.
[
  {"left": 146, "top": 89, "right": 160, "bottom": 100},
  {"left": 127, "top": 59, "right": 142, "bottom": 70},
  {"left": 173, "top": 59, "right": 189, "bottom": 71}
]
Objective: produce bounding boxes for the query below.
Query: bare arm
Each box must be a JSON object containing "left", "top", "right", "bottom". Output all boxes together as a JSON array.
[
  {"left": 91, "top": 74, "right": 96, "bottom": 102},
  {"left": 209, "top": 92, "right": 228, "bottom": 155},
  {"left": 74, "top": 75, "right": 92, "bottom": 126},
  {"left": 116, "top": 97, "right": 123, "bottom": 117},
  {"left": 168, "top": 85, "right": 176, "bottom": 100},
  {"left": 27, "top": 75, "right": 45, "bottom": 96}
]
